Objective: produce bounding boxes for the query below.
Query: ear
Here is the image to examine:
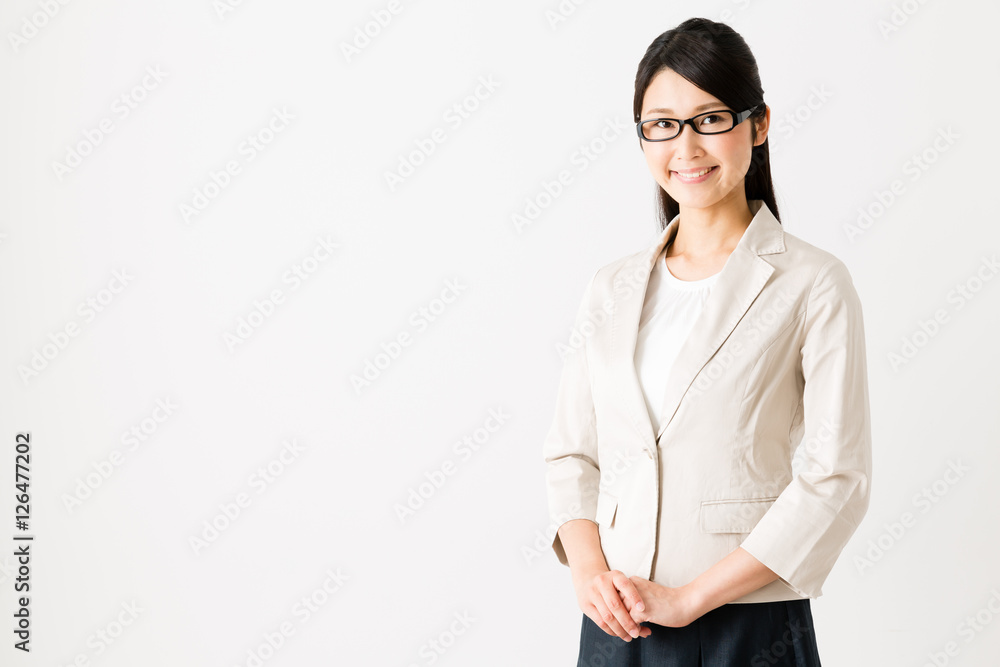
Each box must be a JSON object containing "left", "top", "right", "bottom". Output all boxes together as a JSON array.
[{"left": 752, "top": 105, "right": 771, "bottom": 147}]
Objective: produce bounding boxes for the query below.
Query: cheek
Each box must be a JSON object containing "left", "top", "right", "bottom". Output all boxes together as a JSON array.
[
  {"left": 643, "top": 144, "right": 670, "bottom": 170},
  {"left": 716, "top": 134, "right": 753, "bottom": 170}
]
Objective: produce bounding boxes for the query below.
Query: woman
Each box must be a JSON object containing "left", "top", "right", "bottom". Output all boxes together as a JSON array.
[{"left": 542, "top": 18, "right": 871, "bottom": 666}]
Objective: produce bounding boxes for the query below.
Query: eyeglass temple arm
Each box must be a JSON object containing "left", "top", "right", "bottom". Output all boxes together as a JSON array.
[{"left": 735, "top": 104, "right": 762, "bottom": 123}]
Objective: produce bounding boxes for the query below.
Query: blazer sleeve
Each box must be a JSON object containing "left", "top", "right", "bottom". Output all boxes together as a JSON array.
[
  {"left": 738, "top": 258, "right": 873, "bottom": 598},
  {"left": 543, "top": 268, "right": 602, "bottom": 567}
]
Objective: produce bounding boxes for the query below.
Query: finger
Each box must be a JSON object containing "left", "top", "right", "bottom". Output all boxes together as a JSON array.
[
  {"left": 629, "top": 607, "right": 649, "bottom": 632},
  {"left": 613, "top": 573, "right": 646, "bottom": 613},
  {"left": 593, "top": 600, "right": 633, "bottom": 641},
  {"left": 606, "top": 574, "right": 645, "bottom": 636},
  {"left": 588, "top": 595, "right": 633, "bottom": 642},
  {"left": 586, "top": 606, "right": 627, "bottom": 641},
  {"left": 598, "top": 584, "right": 640, "bottom": 639}
]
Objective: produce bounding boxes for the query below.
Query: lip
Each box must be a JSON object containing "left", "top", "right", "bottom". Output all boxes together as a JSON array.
[{"left": 671, "top": 166, "right": 718, "bottom": 183}]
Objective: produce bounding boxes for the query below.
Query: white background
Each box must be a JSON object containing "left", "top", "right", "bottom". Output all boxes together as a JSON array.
[{"left": 1, "top": 0, "right": 999, "bottom": 665}]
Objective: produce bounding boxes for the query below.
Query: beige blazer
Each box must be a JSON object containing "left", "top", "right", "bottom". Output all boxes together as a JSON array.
[{"left": 543, "top": 199, "right": 871, "bottom": 603}]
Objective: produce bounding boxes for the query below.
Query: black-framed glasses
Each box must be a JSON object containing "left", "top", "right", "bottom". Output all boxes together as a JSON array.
[{"left": 636, "top": 104, "right": 761, "bottom": 142}]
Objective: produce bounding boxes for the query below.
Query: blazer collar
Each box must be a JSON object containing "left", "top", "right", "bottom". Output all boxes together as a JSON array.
[{"left": 610, "top": 200, "right": 786, "bottom": 449}]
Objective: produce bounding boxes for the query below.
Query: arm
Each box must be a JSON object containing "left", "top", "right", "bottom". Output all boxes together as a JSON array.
[
  {"left": 626, "top": 547, "right": 780, "bottom": 627},
  {"left": 684, "top": 547, "right": 779, "bottom": 615},
  {"left": 559, "top": 519, "right": 651, "bottom": 640},
  {"left": 544, "top": 270, "right": 603, "bottom": 563},
  {"left": 628, "top": 258, "right": 872, "bottom": 626},
  {"left": 543, "top": 271, "right": 648, "bottom": 641},
  {"left": 737, "top": 258, "right": 872, "bottom": 598},
  {"left": 558, "top": 518, "right": 608, "bottom": 574}
]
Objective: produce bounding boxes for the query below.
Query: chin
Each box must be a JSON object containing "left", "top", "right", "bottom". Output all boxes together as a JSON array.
[{"left": 667, "top": 193, "right": 721, "bottom": 210}]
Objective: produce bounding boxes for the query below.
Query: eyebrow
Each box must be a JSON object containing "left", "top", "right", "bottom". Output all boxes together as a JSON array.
[{"left": 644, "top": 102, "right": 728, "bottom": 116}]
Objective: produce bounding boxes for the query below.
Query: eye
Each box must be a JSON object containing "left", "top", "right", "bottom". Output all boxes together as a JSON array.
[
  {"left": 699, "top": 114, "right": 723, "bottom": 126},
  {"left": 656, "top": 119, "right": 677, "bottom": 129}
]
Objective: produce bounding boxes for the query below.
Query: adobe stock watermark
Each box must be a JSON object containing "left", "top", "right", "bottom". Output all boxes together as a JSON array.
[
  {"left": 7, "top": 0, "right": 74, "bottom": 53},
  {"left": 917, "top": 588, "right": 1000, "bottom": 667},
  {"left": 749, "top": 618, "right": 809, "bottom": 666},
  {"left": 524, "top": 449, "right": 641, "bottom": 565},
  {"left": 212, "top": 0, "right": 249, "bottom": 20},
  {"left": 686, "top": 287, "right": 799, "bottom": 400},
  {"left": 0, "top": 555, "right": 17, "bottom": 587},
  {"left": 384, "top": 75, "right": 500, "bottom": 192},
  {"left": 770, "top": 85, "right": 832, "bottom": 151},
  {"left": 579, "top": 628, "right": 632, "bottom": 663},
  {"left": 877, "top": 0, "right": 931, "bottom": 39},
  {"left": 232, "top": 567, "right": 349, "bottom": 667},
  {"left": 61, "top": 397, "right": 178, "bottom": 513},
  {"left": 223, "top": 235, "right": 340, "bottom": 352},
  {"left": 406, "top": 610, "right": 476, "bottom": 667},
  {"left": 511, "top": 117, "right": 630, "bottom": 234},
  {"left": 179, "top": 106, "right": 294, "bottom": 224},
  {"left": 340, "top": 0, "right": 414, "bottom": 63},
  {"left": 554, "top": 264, "right": 649, "bottom": 363},
  {"left": 886, "top": 254, "right": 998, "bottom": 372},
  {"left": 17, "top": 268, "right": 134, "bottom": 386},
  {"left": 842, "top": 126, "right": 958, "bottom": 242},
  {"left": 556, "top": 296, "right": 613, "bottom": 361},
  {"left": 51, "top": 65, "right": 168, "bottom": 181},
  {"left": 853, "top": 459, "right": 970, "bottom": 575},
  {"left": 712, "top": 0, "right": 756, "bottom": 26},
  {"left": 394, "top": 407, "right": 510, "bottom": 524},
  {"left": 351, "top": 277, "right": 467, "bottom": 394},
  {"left": 789, "top": 416, "right": 840, "bottom": 477},
  {"left": 522, "top": 499, "right": 584, "bottom": 565},
  {"left": 57, "top": 600, "right": 143, "bottom": 665},
  {"left": 188, "top": 439, "right": 305, "bottom": 556},
  {"left": 544, "top": 0, "right": 591, "bottom": 30}
]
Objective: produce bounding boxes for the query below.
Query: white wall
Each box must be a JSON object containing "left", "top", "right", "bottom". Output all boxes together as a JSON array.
[{"left": 1, "top": 0, "right": 997, "bottom": 665}]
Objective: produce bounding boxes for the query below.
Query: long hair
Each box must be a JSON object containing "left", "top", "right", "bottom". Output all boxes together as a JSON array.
[{"left": 633, "top": 18, "right": 779, "bottom": 230}]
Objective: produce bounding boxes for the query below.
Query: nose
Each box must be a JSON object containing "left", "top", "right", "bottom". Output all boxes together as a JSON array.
[{"left": 671, "top": 121, "right": 704, "bottom": 156}]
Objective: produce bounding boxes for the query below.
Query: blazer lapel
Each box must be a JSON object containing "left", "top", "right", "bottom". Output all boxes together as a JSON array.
[{"left": 610, "top": 200, "right": 786, "bottom": 450}]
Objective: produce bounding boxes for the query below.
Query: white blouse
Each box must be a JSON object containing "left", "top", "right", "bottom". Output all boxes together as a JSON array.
[{"left": 633, "top": 246, "right": 720, "bottom": 436}]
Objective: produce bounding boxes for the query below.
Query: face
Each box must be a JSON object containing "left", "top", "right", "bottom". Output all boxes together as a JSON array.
[{"left": 639, "top": 67, "right": 769, "bottom": 211}]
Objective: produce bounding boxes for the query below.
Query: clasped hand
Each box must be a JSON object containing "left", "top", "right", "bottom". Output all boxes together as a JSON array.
[{"left": 573, "top": 568, "right": 700, "bottom": 642}]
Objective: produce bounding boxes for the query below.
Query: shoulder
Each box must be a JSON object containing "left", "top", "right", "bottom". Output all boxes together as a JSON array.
[
  {"left": 584, "top": 245, "right": 654, "bottom": 302},
  {"left": 780, "top": 228, "right": 844, "bottom": 270},
  {"left": 775, "top": 231, "right": 865, "bottom": 325},
  {"left": 777, "top": 228, "right": 859, "bottom": 292}
]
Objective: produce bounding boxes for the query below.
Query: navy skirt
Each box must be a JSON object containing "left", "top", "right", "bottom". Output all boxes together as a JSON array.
[{"left": 576, "top": 599, "right": 821, "bottom": 666}]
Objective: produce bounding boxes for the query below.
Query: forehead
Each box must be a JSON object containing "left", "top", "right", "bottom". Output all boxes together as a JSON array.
[{"left": 642, "top": 68, "right": 725, "bottom": 115}]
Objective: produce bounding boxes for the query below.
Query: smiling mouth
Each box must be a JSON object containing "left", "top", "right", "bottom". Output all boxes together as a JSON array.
[{"left": 671, "top": 166, "right": 718, "bottom": 182}]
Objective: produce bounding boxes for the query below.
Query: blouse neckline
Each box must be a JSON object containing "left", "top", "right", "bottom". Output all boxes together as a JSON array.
[{"left": 659, "top": 249, "right": 720, "bottom": 290}]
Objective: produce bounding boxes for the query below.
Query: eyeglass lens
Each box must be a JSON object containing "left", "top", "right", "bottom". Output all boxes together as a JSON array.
[{"left": 641, "top": 111, "right": 736, "bottom": 141}]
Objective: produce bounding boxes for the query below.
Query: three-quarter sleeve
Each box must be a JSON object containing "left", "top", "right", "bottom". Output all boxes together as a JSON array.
[
  {"left": 543, "top": 269, "right": 603, "bottom": 567},
  {"left": 738, "top": 258, "right": 873, "bottom": 598}
]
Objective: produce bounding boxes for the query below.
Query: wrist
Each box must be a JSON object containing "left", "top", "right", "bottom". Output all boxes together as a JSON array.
[
  {"left": 678, "top": 582, "right": 709, "bottom": 622},
  {"left": 570, "top": 559, "right": 609, "bottom": 580}
]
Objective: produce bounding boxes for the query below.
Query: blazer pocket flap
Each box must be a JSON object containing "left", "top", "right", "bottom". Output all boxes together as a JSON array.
[
  {"left": 595, "top": 491, "right": 618, "bottom": 527},
  {"left": 700, "top": 496, "right": 778, "bottom": 533}
]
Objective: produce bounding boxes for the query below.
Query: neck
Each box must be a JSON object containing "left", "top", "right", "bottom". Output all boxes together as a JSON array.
[{"left": 669, "top": 194, "right": 755, "bottom": 260}]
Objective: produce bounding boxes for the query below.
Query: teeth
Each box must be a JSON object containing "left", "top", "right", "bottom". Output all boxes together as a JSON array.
[{"left": 676, "top": 167, "right": 713, "bottom": 179}]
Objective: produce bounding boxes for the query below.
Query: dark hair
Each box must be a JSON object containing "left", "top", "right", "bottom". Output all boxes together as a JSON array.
[{"left": 633, "top": 18, "right": 779, "bottom": 230}]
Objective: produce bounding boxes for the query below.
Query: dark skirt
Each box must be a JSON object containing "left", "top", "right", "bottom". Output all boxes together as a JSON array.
[{"left": 576, "top": 599, "right": 821, "bottom": 666}]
